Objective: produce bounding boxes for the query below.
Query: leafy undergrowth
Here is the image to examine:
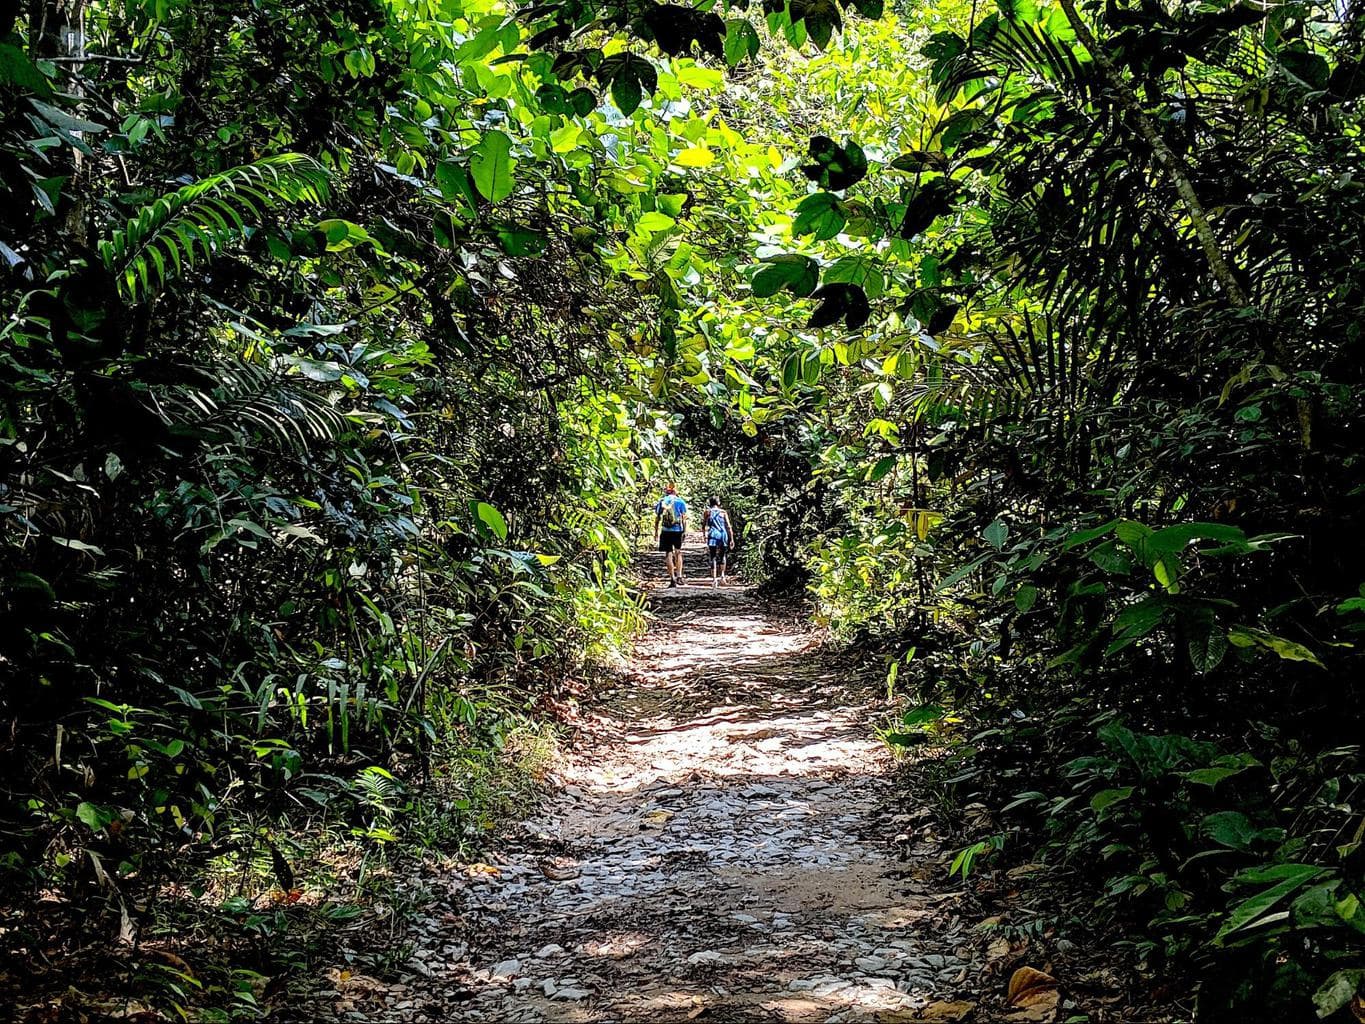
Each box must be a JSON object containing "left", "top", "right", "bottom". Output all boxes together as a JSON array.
[
  {"left": 889, "top": 744, "right": 1193, "bottom": 1023},
  {"left": 2, "top": 723, "right": 558, "bottom": 1023},
  {"left": 873, "top": 645, "right": 1365, "bottom": 1024}
]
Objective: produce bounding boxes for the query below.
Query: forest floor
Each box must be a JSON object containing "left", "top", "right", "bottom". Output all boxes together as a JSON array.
[{"left": 313, "top": 540, "right": 1158, "bottom": 1023}]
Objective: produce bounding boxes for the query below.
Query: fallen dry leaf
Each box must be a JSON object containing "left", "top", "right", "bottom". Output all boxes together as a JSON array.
[
  {"left": 465, "top": 862, "right": 500, "bottom": 877},
  {"left": 1006, "top": 989, "right": 1060, "bottom": 1022},
  {"left": 539, "top": 858, "right": 581, "bottom": 880},
  {"left": 687, "top": 994, "right": 708, "bottom": 1019},
  {"left": 145, "top": 948, "right": 195, "bottom": 977},
  {"left": 1007, "top": 966, "right": 1057, "bottom": 1006},
  {"left": 986, "top": 937, "right": 1012, "bottom": 964},
  {"left": 326, "top": 967, "right": 387, "bottom": 994}
]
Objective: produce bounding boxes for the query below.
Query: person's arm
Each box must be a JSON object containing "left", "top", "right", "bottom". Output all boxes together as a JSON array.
[{"left": 723, "top": 511, "right": 734, "bottom": 544}]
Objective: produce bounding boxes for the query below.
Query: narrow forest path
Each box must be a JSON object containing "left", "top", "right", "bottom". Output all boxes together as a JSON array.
[{"left": 371, "top": 540, "right": 1000, "bottom": 1023}]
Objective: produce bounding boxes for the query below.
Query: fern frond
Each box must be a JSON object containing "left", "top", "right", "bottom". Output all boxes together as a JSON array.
[
  {"left": 100, "top": 154, "right": 330, "bottom": 302},
  {"left": 147, "top": 360, "right": 351, "bottom": 453}
]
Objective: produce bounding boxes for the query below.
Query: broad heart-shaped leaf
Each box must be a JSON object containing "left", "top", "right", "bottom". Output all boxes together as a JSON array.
[
  {"left": 1277, "top": 45, "right": 1331, "bottom": 89},
  {"left": 470, "top": 131, "right": 516, "bottom": 203},
  {"left": 922, "top": 29, "right": 966, "bottom": 64},
  {"left": 640, "top": 5, "right": 725, "bottom": 59},
  {"left": 1202, "top": 810, "right": 1260, "bottom": 850},
  {"left": 802, "top": 135, "right": 869, "bottom": 192},
  {"left": 611, "top": 73, "right": 642, "bottom": 117},
  {"left": 567, "top": 87, "right": 597, "bottom": 116},
  {"left": 751, "top": 254, "right": 818, "bottom": 298},
  {"left": 598, "top": 53, "right": 657, "bottom": 115},
  {"left": 890, "top": 150, "right": 949, "bottom": 171},
  {"left": 724, "top": 19, "right": 761, "bottom": 66},
  {"left": 535, "top": 82, "right": 569, "bottom": 114},
  {"left": 473, "top": 500, "right": 508, "bottom": 541},
  {"left": 982, "top": 519, "right": 1009, "bottom": 549},
  {"left": 1185, "top": 604, "right": 1228, "bottom": 673},
  {"left": 899, "top": 177, "right": 957, "bottom": 238},
  {"left": 808, "top": 282, "right": 870, "bottom": 330},
  {"left": 793, "top": 192, "right": 846, "bottom": 240},
  {"left": 800, "top": 0, "right": 843, "bottom": 49},
  {"left": 76, "top": 801, "right": 110, "bottom": 829},
  {"left": 637, "top": 210, "right": 677, "bottom": 233}
]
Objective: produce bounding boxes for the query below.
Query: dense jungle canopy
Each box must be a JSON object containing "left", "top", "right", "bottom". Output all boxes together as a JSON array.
[{"left": 2, "top": 0, "right": 1364, "bottom": 1019}]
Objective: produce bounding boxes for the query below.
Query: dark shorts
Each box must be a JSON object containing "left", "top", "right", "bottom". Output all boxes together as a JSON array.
[
  {"left": 659, "top": 530, "right": 683, "bottom": 551},
  {"left": 708, "top": 542, "right": 729, "bottom": 563}
]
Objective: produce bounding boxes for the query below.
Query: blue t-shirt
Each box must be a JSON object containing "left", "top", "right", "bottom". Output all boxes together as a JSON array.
[{"left": 656, "top": 495, "right": 686, "bottom": 532}]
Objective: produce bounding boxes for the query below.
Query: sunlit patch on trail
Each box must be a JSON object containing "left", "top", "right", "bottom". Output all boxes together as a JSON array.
[{"left": 374, "top": 547, "right": 981, "bottom": 1022}]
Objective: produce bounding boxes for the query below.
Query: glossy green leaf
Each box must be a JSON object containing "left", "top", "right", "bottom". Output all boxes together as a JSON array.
[{"left": 470, "top": 131, "right": 516, "bottom": 204}]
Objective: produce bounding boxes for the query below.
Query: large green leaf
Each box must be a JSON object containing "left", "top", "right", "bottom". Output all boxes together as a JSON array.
[
  {"left": 470, "top": 131, "right": 516, "bottom": 203},
  {"left": 793, "top": 192, "right": 846, "bottom": 240},
  {"left": 0, "top": 43, "right": 53, "bottom": 97},
  {"left": 1215, "top": 864, "right": 1325, "bottom": 944},
  {"left": 752, "top": 255, "right": 819, "bottom": 298},
  {"left": 1186, "top": 605, "right": 1228, "bottom": 673},
  {"left": 724, "top": 19, "right": 761, "bottom": 66},
  {"left": 1227, "top": 626, "right": 1324, "bottom": 668},
  {"left": 473, "top": 501, "right": 509, "bottom": 541}
]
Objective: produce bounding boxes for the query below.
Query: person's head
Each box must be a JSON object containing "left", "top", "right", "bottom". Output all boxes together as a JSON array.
[
  {"left": 664, "top": 483, "right": 677, "bottom": 495},
  {"left": 708, "top": 496, "right": 719, "bottom": 508}
]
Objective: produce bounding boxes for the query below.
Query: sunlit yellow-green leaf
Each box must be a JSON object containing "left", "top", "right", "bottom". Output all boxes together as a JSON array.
[{"left": 674, "top": 146, "right": 715, "bottom": 167}]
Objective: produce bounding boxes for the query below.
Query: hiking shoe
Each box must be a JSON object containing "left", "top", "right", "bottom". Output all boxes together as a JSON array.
[{"left": 668, "top": 578, "right": 678, "bottom": 588}]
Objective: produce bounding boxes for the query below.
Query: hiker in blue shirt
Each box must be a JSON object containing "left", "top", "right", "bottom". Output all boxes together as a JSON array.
[
  {"left": 704, "top": 496, "right": 735, "bottom": 587},
  {"left": 654, "top": 483, "right": 688, "bottom": 587}
]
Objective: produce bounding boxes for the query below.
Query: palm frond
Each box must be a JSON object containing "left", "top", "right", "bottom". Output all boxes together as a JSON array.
[
  {"left": 100, "top": 154, "right": 330, "bottom": 302},
  {"left": 146, "top": 360, "right": 351, "bottom": 453}
]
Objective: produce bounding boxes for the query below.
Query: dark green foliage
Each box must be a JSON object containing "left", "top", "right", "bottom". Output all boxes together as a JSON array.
[{"left": 0, "top": 2, "right": 654, "bottom": 1006}]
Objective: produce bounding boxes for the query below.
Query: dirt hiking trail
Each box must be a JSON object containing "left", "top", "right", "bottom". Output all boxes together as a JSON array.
[{"left": 364, "top": 541, "right": 1011, "bottom": 1023}]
